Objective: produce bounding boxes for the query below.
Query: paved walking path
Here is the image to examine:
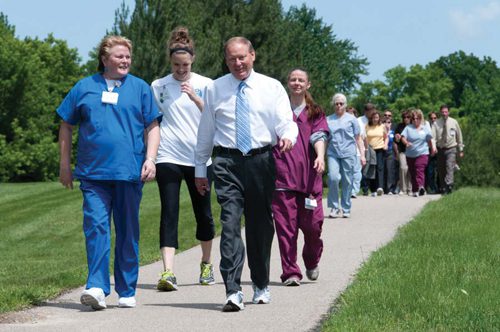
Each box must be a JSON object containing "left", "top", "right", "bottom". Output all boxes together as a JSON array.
[{"left": 2, "top": 194, "right": 440, "bottom": 331}]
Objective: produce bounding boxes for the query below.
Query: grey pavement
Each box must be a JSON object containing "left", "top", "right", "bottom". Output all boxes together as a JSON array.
[{"left": 1, "top": 194, "right": 440, "bottom": 332}]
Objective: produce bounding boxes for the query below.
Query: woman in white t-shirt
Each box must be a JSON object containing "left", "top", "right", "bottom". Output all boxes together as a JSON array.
[{"left": 151, "top": 27, "right": 215, "bottom": 291}]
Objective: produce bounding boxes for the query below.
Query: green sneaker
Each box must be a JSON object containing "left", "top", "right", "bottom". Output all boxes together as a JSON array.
[
  {"left": 157, "top": 269, "right": 178, "bottom": 291},
  {"left": 199, "top": 262, "right": 215, "bottom": 285}
]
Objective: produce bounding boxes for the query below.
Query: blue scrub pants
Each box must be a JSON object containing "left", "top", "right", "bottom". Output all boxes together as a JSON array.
[
  {"left": 352, "top": 155, "right": 362, "bottom": 196},
  {"left": 327, "top": 154, "right": 356, "bottom": 214},
  {"left": 80, "top": 180, "right": 143, "bottom": 297}
]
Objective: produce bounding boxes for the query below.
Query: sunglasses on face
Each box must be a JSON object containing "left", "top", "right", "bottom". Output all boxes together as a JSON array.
[{"left": 430, "top": 117, "right": 437, "bottom": 120}]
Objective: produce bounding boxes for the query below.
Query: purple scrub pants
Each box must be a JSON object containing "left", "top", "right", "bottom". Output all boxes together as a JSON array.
[
  {"left": 406, "top": 155, "right": 429, "bottom": 193},
  {"left": 80, "top": 180, "right": 143, "bottom": 297},
  {"left": 272, "top": 190, "right": 324, "bottom": 282}
]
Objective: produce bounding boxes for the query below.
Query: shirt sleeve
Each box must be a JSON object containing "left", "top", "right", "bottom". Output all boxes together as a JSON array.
[
  {"left": 353, "top": 117, "right": 361, "bottom": 136},
  {"left": 56, "top": 82, "right": 81, "bottom": 125},
  {"left": 401, "top": 127, "right": 408, "bottom": 138},
  {"left": 274, "top": 84, "right": 298, "bottom": 144},
  {"left": 195, "top": 82, "right": 216, "bottom": 178},
  {"left": 454, "top": 120, "right": 464, "bottom": 151}
]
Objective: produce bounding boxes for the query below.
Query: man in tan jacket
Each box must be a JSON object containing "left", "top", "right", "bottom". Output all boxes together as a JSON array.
[{"left": 431, "top": 105, "right": 464, "bottom": 194}]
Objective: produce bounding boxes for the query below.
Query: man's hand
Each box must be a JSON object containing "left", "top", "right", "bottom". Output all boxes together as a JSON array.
[{"left": 195, "top": 177, "right": 209, "bottom": 196}]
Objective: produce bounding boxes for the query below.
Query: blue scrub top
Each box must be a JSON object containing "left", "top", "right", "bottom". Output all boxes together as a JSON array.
[
  {"left": 57, "top": 73, "right": 162, "bottom": 183},
  {"left": 401, "top": 124, "right": 432, "bottom": 158},
  {"left": 326, "top": 112, "right": 360, "bottom": 158}
]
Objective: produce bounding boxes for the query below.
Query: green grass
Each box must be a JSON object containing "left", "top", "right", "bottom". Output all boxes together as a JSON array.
[
  {"left": 0, "top": 181, "right": 221, "bottom": 313},
  {"left": 322, "top": 187, "right": 500, "bottom": 331}
]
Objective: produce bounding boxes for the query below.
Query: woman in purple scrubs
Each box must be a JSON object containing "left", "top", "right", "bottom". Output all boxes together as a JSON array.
[{"left": 272, "top": 68, "right": 329, "bottom": 286}]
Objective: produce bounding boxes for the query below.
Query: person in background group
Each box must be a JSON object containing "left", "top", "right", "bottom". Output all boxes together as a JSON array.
[
  {"left": 394, "top": 110, "right": 412, "bottom": 195},
  {"left": 346, "top": 106, "right": 362, "bottom": 198},
  {"left": 365, "top": 111, "right": 388, "bottom": 196},
  {"left": 327, "top": 93, "right": 366, "bottom": 218},
  {"left": 151, "top": 27, "right": 215, "bottom": 292},
  {"left": 431, "top": 105, "right": 464, "bottom": 194},
  {"left": 272, "top": 68, "right": 328, "bottom": 287},
  {"left": 58, "top": 35, "right": 162, "bottom": 310},
  {"left": 358, "top": 103, "right": 375, "bottom": 195},
  {"left": 383, "top": 116, "right": 398, "bottom": 194},
  {"left": 401, "top": 109, "right": 436, "bottom": 197},
  {"left": 195, "top": 37, "right": 298, "bottom": 312},
  {"left": 383, "top": 109, "right": 396, "bottom": 131},
  {"left": 425, "top": 111, "right": 439, "bottom": 194}
]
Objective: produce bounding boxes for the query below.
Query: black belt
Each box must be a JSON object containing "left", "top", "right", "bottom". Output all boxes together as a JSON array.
[{"left": 214, "top": 145, "right": 272, "bottom": 157}]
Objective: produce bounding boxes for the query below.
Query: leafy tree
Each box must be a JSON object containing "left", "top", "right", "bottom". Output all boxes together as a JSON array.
[
  {"left": 0, "top": 15, "right": 83, "bottom": 181},
  {"left": 107, "top": 0, "right": 368, "bottom": 111}
]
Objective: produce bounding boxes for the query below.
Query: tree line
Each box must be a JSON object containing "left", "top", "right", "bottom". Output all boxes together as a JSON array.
[{"left": 0, "top": 1, "right": 498, "bottom": 186}]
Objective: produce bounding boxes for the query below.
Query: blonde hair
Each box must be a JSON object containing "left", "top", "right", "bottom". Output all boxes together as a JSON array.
[
  {"left": 412, "top": 108, "right": 424, "bottom": 121},
  {"left": 97, "top": 35, "right": 132, "bottom": 73}
]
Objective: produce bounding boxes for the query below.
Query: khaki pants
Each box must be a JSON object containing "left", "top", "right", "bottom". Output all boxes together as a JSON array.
[
  {"left": 437, "top": 147, "right": 457, "bottom": 189},
  {"left": 398, "top": 152, "right": 412, "bottom": 194}
]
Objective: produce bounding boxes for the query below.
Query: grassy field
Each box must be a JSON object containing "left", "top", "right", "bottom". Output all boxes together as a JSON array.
[
  {"left": 0, "top": 181, "right": 221, "bottom": 313},
  {"left": 322, "top": 187, "right": 500, "bottom": 331}
]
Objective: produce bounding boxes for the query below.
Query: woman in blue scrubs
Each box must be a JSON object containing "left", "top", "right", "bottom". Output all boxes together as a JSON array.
[{"left": 57, "top": 35, "right": 162, "bottom": 310}]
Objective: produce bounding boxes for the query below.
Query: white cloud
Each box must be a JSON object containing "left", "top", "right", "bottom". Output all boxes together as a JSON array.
[{"left": 450, "top": 1, "right": 500, "bottom": 38}]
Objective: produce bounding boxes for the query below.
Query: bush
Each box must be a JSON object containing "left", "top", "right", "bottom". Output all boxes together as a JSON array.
[{"left": 455, "top": 123, "right": 500, "bottom": 188}]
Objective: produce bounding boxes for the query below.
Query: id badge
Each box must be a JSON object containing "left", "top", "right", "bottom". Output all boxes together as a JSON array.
[
  {"left": 305, "top": 197, "right": 317, "bottom": 210},
  {"left": 101, "top": 91, "right": 119, "bottom": 105}
]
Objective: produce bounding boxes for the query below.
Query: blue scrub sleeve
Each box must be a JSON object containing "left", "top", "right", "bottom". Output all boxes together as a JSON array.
[{"left": 56, "top": 83, "right": 81, "bottom": 125}]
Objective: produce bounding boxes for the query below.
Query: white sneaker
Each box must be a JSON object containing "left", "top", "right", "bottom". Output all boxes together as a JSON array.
[
  {"left": 223, "top": 291, "right": 244, "bottom": 312},
  {"left": 252, "top": 285, "right": 271, "bottom": 304},
  {"left": 329, "top": 208, "right": 340, "bottom": 218},
  {"left": 376, "top": 188, "right": 384, "bottom": 196},
  {"left": 371, "top": 192, "right": 377, "bottom": 197},
  {"left": 283, "top": 277, "right": 300, "bottom": 286},
  {"left": 80, "top": 288, "right": 106, "bottom": 310},
  {"left": 342, "top": 212, "right": 351, "bottom": 218},
  {"left": 118, "top": 296, "right": 136, "bottom": 308}
]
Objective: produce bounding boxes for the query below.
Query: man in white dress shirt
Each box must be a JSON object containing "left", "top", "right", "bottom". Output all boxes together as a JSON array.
[{"left": 195, "top": 36, "right": 298, "bottom": 312}]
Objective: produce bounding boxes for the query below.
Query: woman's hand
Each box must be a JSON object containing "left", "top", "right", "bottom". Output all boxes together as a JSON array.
[
  {"left": 313, "top": 156, "right": 325, "bottom": 173},
  {"left": 59, "top": 166, "right": 73, "bottom": 189},
  {"left": 360, "top": 156, "right": 367, "bottom": 167},
  {"left": 141, "top": 159, "right": 156, "bottom": 182}
]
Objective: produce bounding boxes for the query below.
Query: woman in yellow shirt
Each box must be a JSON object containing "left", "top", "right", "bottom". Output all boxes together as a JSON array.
[{"left": 365, "top": 111, "right": 388, "bottom": 196}]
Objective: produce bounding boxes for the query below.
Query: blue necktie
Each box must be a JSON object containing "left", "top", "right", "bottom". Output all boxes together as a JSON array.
[{"left": 235, "top": 81, "right": 251, "bottom": 154}]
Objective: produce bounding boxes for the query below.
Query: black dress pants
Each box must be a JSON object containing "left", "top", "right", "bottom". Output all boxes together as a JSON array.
[{"left": 213, "top": 149, "right": 276, "bottom": 296}]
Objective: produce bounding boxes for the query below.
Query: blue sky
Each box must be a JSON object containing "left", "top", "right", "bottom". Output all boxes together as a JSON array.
[{"left": 1, "top": 0, "right": 499, "bottom": 82}]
